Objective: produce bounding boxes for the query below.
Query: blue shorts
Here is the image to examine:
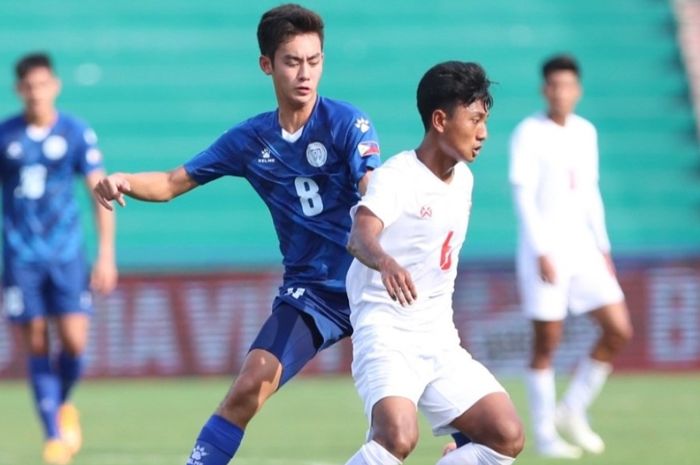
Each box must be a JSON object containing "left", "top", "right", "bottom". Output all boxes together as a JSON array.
[
  {"left": 250, "top": 286, "right": 352, "bottom": 386},
  {"left": 3, "top": 257, "right": 92, "bottom": 323}
]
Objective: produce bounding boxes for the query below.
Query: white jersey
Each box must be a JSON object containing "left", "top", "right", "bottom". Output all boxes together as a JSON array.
[
  {"left": 509, "top": 112, "right": 611, "bottom": 258},
  {"left": 346, "top": 150, "right": 473, "bottom": 333}
]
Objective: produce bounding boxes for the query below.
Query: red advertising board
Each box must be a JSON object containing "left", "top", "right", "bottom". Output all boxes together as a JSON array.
[{"left": 1, "top": 258, "right": 698, "bottom": 378}]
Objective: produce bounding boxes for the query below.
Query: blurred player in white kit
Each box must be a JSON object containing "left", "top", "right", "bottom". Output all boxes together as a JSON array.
[{"left": 509, "top": 54, "right": 633, "bottom": 459}]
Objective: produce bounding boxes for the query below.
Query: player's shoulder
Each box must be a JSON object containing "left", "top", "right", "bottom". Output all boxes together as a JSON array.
[
  {"left": 569, "top": 113, "right": 597, "bottom": 134},
  {"left": 317, "top": 96, "right": 371, "bottom": 126},
  {"left": 222, "top": 110, "right": 277, "bottom": 142},
  {"left": 374, "top": 150, "right": 418, "bottom": 178},
  {"left": 513, "top": 112, "right": 548, "bottom": 133},
  {"left": 0, "top": 113, "right": 25, "bottom": 134},
  {"left": 57, "top": 112, "right": 91, "bottom": 131}
]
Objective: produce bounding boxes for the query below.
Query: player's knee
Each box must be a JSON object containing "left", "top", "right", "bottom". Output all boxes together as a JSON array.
[
  {"left": 373, "top": 428, "right": 418, "bottom": 460},
  {"left": 604, "top": 321, "right": 633, "bottom": 352},
  {"left": 483, "top": 416, "right": 525, "bottom": 458}
]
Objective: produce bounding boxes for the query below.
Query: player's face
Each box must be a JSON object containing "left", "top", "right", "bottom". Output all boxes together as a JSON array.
[
  {"left": 437, "top": 100, "right": 489, "bottom": 164},
  {"left": 260, "top": 32, "right": 323, "bottom": 110},
  {"left": 543, "top": 70, "right": 581, "bottom": 119},
  {"left": 16, "top": 66, "right": 60, "bottom": 118}
]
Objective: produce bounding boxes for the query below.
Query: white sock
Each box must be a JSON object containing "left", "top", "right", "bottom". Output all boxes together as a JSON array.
[
  {"left": 436, "top": 443, "right": 514, "bottom": 465},
  {"left": 345, "top": 440, "right": 402, "bottom": 465},
  {"left": 525, "top": 368, "right": 557, "bottom": 444},
  {"left": 561, "top": 357, "right": 612, "bottom": 415}
]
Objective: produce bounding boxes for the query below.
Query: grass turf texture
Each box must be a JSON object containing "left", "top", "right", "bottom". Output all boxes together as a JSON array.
[{"left": 0, "top": 374, "right": 697, "bottom": 465}]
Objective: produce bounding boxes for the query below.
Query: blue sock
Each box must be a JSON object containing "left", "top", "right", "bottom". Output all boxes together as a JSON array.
[
  {"left": 451, "top": 432, "right": 472, "bottom": 447},
  {"left": 57, "top": 351, "right": 84, "bottom": 403},
  {"left": 186, "top": 415, "right": 244, "bottom": 465},
  {"left": 28, "top": 356, "right": 61, "bottom": 439}
]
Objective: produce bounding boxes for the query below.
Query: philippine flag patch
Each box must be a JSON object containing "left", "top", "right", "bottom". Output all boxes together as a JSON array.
[{"left": 357, "top": 141, "right": 380, "bottom": 157}]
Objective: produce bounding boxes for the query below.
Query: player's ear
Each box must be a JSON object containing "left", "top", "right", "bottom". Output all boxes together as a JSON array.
[
  {"left": 432, "top": 109, "right": 447, "bottom": 133},
  {"left": 259, "top": 55, "right": 273, "bottom": 75}
]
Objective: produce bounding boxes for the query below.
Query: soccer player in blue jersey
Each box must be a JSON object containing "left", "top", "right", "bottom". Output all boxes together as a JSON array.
[
  {"left": 93, "top": 4, "right": 381, "bottom": 464},
  {"left": 1, "top": 52, "right": 118, "bottom": 465}
]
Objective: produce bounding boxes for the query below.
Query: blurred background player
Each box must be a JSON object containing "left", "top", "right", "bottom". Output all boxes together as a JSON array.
[
  {"left": 508, "top": 54, "right": 633, "bottom": 458},
  {"left": 92, "top": 4, "right": 380, "bottom": 465},
  {"left": 344, "top": 61, "right": 523, "bottom": 465},
  {"left": 0, "top": 52, "right": 118, "bottom": 464}
]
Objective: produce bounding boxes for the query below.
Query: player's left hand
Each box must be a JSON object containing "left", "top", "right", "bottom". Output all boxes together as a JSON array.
[
  {"left": 442, "top": 441, "right": 457, "bottom": 456},
  {"left": 602, "top": 252, "right": 617, "bottom": 277},
  {"left": 91, "top": 255, "right": 118, "bottom": 295},
  {"left": 378, "top": 256, "right": 417, "bottom": 306}
]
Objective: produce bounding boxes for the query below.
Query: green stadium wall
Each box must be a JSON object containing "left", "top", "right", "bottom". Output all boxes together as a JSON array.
[{"left": 1, "top": 0, "right": 698, "bottom": 270}]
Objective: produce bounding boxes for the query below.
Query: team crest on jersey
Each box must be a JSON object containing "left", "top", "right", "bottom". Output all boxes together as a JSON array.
[
  {"left": 420, "top": 206, "right": 433, "bottom": 218},
  {"left": 306, "top": 142, "right": 327, "bottom": 167},
  {"left": 354, "top": 117, "right": 370, "bottom": 133},
  {"left": 6, "top": 141, "right": 22, "bottom": 159},
  {"left": 43, "top": 135, "right": 68, "bottom": 160}
]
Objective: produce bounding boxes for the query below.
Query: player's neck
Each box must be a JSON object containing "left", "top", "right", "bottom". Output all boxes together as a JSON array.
[
  {"left": 278, "top": 97, "right": 316, "bottom": 133},
  {"left": 547, "top": 111, "right": 568, "bottom": 126},
  {"left": 415, "top": 143, "right": 456, "bottom": 183},
  {"left": 24, "top": 107, "right": 57, "bottom": 128}
]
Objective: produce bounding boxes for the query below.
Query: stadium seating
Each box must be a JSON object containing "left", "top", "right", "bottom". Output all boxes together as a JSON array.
[{"left": 0, "top": 0, "right": 697, "bottom": 268}]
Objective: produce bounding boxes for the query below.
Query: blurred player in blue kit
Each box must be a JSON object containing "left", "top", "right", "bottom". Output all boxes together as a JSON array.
[
  {"left": 93, "top": 4, "right": 380, "bottom": 464},
  {"left": 0, "top": 52, "right": 118, "bottom": 464}
]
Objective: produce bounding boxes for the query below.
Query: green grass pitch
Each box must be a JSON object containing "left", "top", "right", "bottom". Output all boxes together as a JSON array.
[{"left": 0, "top": 374, "right": 698, "bottom": 465}]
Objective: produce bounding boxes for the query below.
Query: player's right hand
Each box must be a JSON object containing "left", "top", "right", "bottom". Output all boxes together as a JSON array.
[
  {"left": 93, "top": 174, "right": 131, "bottom": 210},
  {"left": 378, "top": 256, "right": 417, "bottom": 306},
  {"left": 538, "top": 255, "right": 557, "bottom": 284}
]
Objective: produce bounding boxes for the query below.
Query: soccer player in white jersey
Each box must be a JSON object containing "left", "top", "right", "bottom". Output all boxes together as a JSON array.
[
  {"left": 0, "top": 53, "right": 118, "bottom": 465},
  {"left": 509, "top": 54, "right": 633, "bottom": 459},
  {"left": 344, "top": 61, "right": 523, "bottom": 465}
]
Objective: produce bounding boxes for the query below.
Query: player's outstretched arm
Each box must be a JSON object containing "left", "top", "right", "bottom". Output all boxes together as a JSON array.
[
  {"left": 93, "top": 166, "right": 198, "bottom": 210},
  {"left": 347, "top": 206, "right": 417, "bottom": 306},
  {"left": 86, "top": 169, "right": 118, "bottom": 294}
]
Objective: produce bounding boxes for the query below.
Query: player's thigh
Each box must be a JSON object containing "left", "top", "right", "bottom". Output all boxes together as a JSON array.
[
  {"left": 352, "top": 325, "right": 427, "bottom": 426},
  {"left": 46, "top": 258, "right": 92, "bottom": 317},
  {"left": 419, "top": 346, "right": 506, "bottom": 436},
  {"left": 249, "top": 301, "right": 324, "bottom": 387},
  {"left": 3, "top": 260, "right": 48, "bottom": 323},
  {"left": 568, "top": 253, "right": 624, "bottom": 315},
  {"left": 516, "top": 263, "right": 569, "bottom": 321}
]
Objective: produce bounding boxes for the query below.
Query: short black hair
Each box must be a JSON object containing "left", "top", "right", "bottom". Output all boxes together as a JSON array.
[
  {"left": 257, "top": 4, "right": 324, "bottom": 59},
  {"left": 416, "top": 61, "right": 493, "bottom": 132},
  {"left": 15, "top": 52, "right": 54, "bottom": 81},
  {"left": 542, "top": 54, "right": 580, "bottom": 80}
]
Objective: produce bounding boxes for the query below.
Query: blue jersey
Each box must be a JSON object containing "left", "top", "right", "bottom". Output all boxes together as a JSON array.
[
  {"left": 185, "top": 96, "right": 381, "bottom": 292},
  {"left": 0, "top": 112, "right": 103, "bottom": 263}
]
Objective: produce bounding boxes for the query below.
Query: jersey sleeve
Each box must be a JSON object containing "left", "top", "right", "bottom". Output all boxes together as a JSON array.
[
  {"left": 509, "top": 120, "right": 550, "bottom": 255},
  {"left": 352, "top": 164, "right": 403, "bottom": 229},
  {"left": 582, "top": 126, "right": 612, "bottom": 252},
  {"left": 342, "top": 111, "right": 381, "bottom": 184},
  {"left": 184, "top": 127, "right": 245, "bottom": 185},
  {"left": 73, "top": 124, "right": 104, "bottom": 175},
  {"left": 509, "top": 121, "right": 538, "bottom": 188}
]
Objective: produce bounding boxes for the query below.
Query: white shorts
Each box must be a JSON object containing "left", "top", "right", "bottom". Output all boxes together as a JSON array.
[
  {"left": 351, "top": 322, "right": 506, "bottom": 436},
  {"left": 517, "top": 248, "right": 624, "bottom": 321}
]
